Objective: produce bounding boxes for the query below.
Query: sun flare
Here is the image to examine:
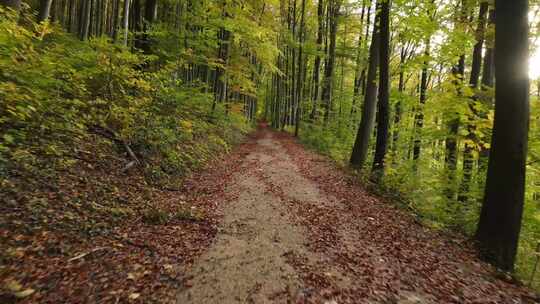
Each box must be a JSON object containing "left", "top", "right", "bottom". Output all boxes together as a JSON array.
[{"left": 531, "top": 49, "right": 540, "bottom": 79}]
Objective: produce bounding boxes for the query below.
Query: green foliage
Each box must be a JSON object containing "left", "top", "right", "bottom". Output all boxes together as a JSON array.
[{"left": 0, "top": 8, "right": 250, "bottom": 188}]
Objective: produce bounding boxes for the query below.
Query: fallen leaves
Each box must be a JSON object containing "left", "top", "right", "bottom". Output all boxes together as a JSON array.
[
  {"left": 0, "top": 129, "right": 252, "bottom": 303},
  {"left": 4, "top": 279, "right": 35, "bottom": 299},
  {"left": 275, "top": 129, "right": 539, "bottom": 303},
  {"left": 1, "top": 125, "right": 538, "bottom": 303},
  {"left": 129, "top": 292, "right": 140, "bottom": 300}
]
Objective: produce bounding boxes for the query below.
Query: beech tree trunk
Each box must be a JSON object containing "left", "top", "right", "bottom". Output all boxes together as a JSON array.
[
  {"left": 350, "top": 1, "right": 380, "bottom": 170},
  {"left": 310, "top": 0, "right": 325, "bottom": 120},
  {"left": 295, "top": 0, "right": 306, "bottom": 137},
  {"left": 81, "top": 0, "right": 92, "bottom": 40},
  {"left": 476, "top": 0, "right": 529, "bottom": 272},
  {"left": 321, "top": 0, "right": 341, "bottom": 123},
  {"left": 371, "top": 0, "right": 391, "bottom": 179},
  {"left": 38, "top": 0, "right": 54, "bottom": 22},
  {"left": 123, "top": 0, "right": 131, "bottom": 46}
]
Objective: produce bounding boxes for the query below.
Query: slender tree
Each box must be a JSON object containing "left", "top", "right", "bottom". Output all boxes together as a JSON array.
[
  {"left": 295, "top": 0, "right": 306, "bottom": 137},
  {"left": 350, "top": 1, "right": 380, "bottom": 169},
  {"left": 310, "top": 0, "right": 325, "bottom": 120},
  {"left": 371, "top": 0, "right": 391, "bottom": 179},
  {"left": 321, "top": 0, "right": 342, "bottom": 123},
  {"left": 38, "top": 0, "right": 54, "bottom": 22},
  {"left": 458, "top": 0, "right": 489, "bottom": 202},
  {"left": 123, "top": 0, "right": 131, "bottom": 46}
]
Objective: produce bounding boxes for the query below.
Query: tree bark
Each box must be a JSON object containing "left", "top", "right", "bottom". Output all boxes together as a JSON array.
[
  {"left": 350, "top": 1, "right": 380, "bottom": 170},
  {"left": 123, "top": 0, "right": 131, "bottom": 46},
  {"left": 81, "top": 0, "right": 92, "bottom": 40},
  {"left": 371, "top": 0, "right": 391, "bottom": 179},
  {"left": 295, "top": 0, "right": 306, "bottom": 137},
  {"left": 351, "top": 0, "right": 370, "bottom": 116},
  {"left": 321, "top": 0, "right": 341, "bottom": 123},
  {"left": 38, "top": 0, "right": 54, "bottom": 22},
  {"left": 310, "top": 0, "right": 325, "bottom": 120},
  {"left": 476, "top": 0, "right": 529, "bottom": 272}
]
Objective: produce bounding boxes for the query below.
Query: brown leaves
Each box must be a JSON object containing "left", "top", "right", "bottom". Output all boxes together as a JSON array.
[
  {"left": 274, "top": 129, "right": 538, "bottom": 303},
  {"left": 0, "top": 129, "right": 252, "bottom": 303}
]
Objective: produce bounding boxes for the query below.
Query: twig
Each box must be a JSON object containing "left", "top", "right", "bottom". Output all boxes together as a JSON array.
[
  {"left": 68, "top": 247, "right": 108, "bottom": 262},
  {"left": 122, "top": 160, "right": 138, "bottom": 172}
]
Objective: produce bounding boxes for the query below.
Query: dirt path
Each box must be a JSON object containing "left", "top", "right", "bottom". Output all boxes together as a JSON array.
[{"left": 176, "top": 127, "right": 537, "bottom": 304}]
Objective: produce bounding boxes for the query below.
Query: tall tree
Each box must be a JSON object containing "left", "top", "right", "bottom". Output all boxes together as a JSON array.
[
  {"left": 351, "top": 0, "right": 370, "bottom": 116},
  {"left": 476, "top": 0, "right": 529, "bottom": 271},
  {"left": 350, "top": 1, "right": 380, "bottom": 169},
  {"left": 321, "top": 0, "right": 342, "bottom": 123},
  {"left": 81, "top": 0, "right": 92, "bottom": 40},
  {"left": 310, "top": 0, "right": 325, "bottom": 120},
  {"left": 295, "top": 0, "right": 306, "bottom": 137},
  {"left": 123, "top": 0, "right": 131, "bottom": 46},
  {"left": 458, "top": 0, "right": 489, "bottom": 202},
  {"left": 139, "top": 0, "right": 158, "bottom": 53},
  {"left": 371, "top": 0, "right": 391, "bottom": 179}
]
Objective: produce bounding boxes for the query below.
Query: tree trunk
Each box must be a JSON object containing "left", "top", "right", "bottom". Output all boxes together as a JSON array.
[
  {"left": 38, "top": 0, "right": 54, "bottom": 22},
  {"left": 350, "top": 1, "right": 380, "bottom": 170},
  {"left": 321, "top": 0, "right": 341, "bottom": 123},
  {"left": 295, "top": 0, "right": 306, "bottom": 137},
  {"left": 81, "top": 0, "right": 92, "bottom": 40},
  {"left": 371, "top": 0, "right": 391, "bottom": 179},
  {"left": 351, "top": 0, "right": 369, "bottom": 116},
  {"left": 458, "top": 0, "right": 489, "bottom": 202},
  {"left": 140, "top": 0, "right": 157, "bottom": 53},
  {"left": 111, "top": 0, "right": 120, "bottom": 41},
  {"left": 476, "top": 0, "right": 529, "bottom": 272},
  {"left": 310, "top": 0, "right": 325, "bottom": 120},
  {"left": 392, "top": 45, "right": 406, "bottom": 154},
  {"left": 122, "top": 0, "right": 130, "bottom": 46}
]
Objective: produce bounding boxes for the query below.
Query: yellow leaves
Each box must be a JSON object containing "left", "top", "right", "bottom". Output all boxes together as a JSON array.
[
  {"left": 14, "top": 288, "right": 36, "bottom": 298},
  {"left": 35, "top": 21, "right": 54, "bottom": 40},
  {"left": 179, "top": 120, "right": 193, "bottom": 133},
  {"left": 129, "top": 293, "right": 141, "bottom": 300},
  {"left": 5, "top": 247, "right": 25, "bottom": 259},
  {"left": 4, "top": 280, "right": 35, "bottom": 299}
]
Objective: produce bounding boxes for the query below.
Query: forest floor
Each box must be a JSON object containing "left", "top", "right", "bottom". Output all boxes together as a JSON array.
[
  {"left": 175, "top": 124, "right": 538, "bottom": 304},
  {"left": 1, "top": 124, "right": 539, "bottom": 303}
]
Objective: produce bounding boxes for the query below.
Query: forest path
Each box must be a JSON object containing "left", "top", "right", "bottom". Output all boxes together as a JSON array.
[{"left": 176, "top": 126, "right": 535, "bottom": 304}]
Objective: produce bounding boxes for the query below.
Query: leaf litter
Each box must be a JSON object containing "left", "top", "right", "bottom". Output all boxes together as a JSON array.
[{"left": 1, "top": 125, "right": 539, "bottom": 303}]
